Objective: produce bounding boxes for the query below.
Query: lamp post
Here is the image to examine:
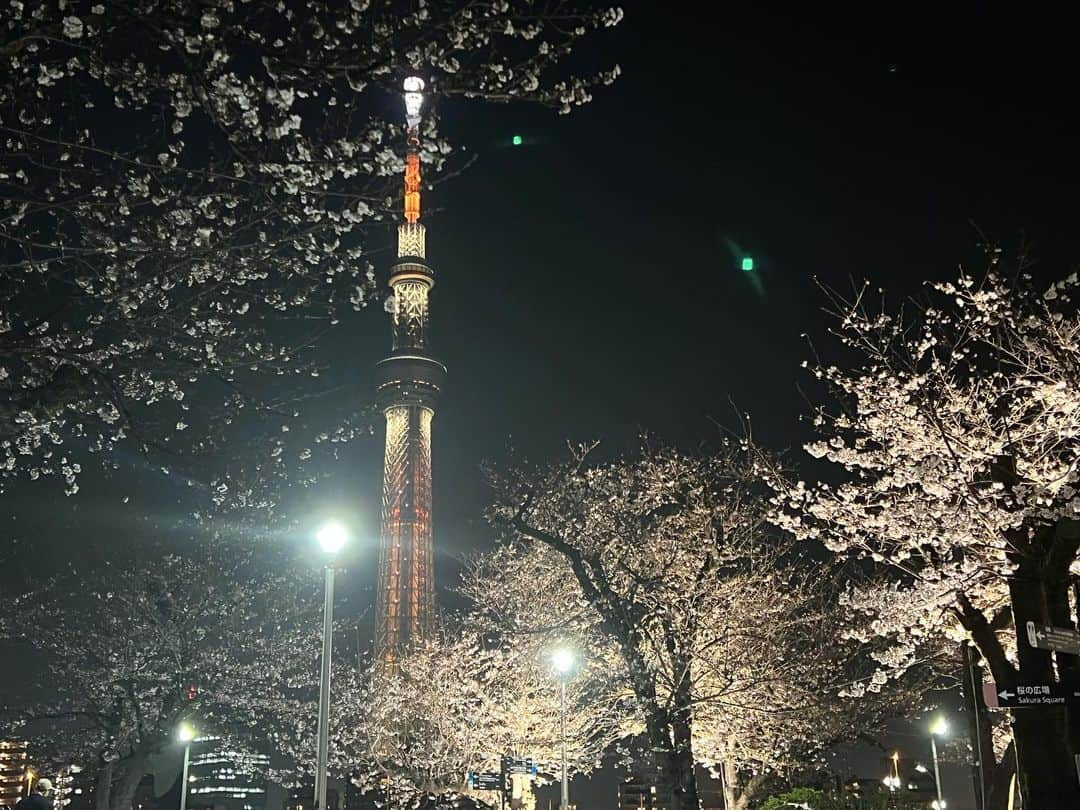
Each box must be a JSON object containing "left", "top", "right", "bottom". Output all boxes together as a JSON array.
[
  {"left": 930, "top": 716, "right": 948, "bottom": 810},
  {"left": 315, "top": 521, "right": 347, "bottom": 810},
  {"left": 177, "top": 723, "right": 196, "bottom": 810},
  {"left": 551, "top": 648, "right": 576, "bottom": 810},
  {"left": 881, "top": 750, "right": 901, "bottom": 792}
]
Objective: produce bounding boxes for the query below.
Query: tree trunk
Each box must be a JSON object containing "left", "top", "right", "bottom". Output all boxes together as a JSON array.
[
  {"left": 94, "top": 761, "right": 114, "bottom": 810},
  {"left": 720, "top": 759, "right": 737, "bottom": 810},
  {"left": 109, "top": 754, "right": 149, "bottom": 810},
  {"left": 659, "top": 739, "right": 698, "bottom": 810},
  {"left": 644, "top": 707, "right": 699, "bottom": 810},
  {"left": 728, "top": 771, "right": 768, "bottom": 810},
  {"left": 1008, "top": 547, "right": 1080, "bottom": 808},
  {"left": 985, "top": 742, "right": 1016, "bottom": 810}
]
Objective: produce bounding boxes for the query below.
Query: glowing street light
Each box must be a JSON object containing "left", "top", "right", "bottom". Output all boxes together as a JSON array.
[
  {"left": 314, "top": 520, "right": 347, "bottom": 810},
  {"left": 550, "top": 648, "right": 576, "bottom": 810},
  {"left": 741, "top": 256, "right": 754, "bottom": 272},
  {"left": 929, "top": 716, "right": 948, "bottom": 810},
  {"left": 317, "top": 520, "right": 348, "bottom": 554},
  {"left": 177, "top": 723, "right": 196, "bottom": 810},
  {"left": 512, "top": 134, "right": 523, "bottom": 146},
  {"left": 552, "top": 647, "right": 576, "bottom": 675}
]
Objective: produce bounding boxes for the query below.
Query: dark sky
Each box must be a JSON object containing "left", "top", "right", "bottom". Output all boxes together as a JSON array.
[{"left": 5, "top": 4, "right": 1079, "bottom": 808}]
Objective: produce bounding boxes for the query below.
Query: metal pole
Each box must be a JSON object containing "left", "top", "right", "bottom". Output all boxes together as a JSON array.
[
  {"left": 559, "top": 679, "right": 568, "bottom": 810},
  {"left": 965, "top": 643, "right": 987, "bottom": 810},
  {"left": 315, "top": 566, "right": 335, "bottom": 810},
  {"left": 931, "top": 735, "right": 944, "bottom": 809},
  {"left": 179, "top": 744, "right": 191, "bottom": 810}
]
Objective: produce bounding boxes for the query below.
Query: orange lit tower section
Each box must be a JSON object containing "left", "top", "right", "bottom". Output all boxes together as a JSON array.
[{"left": 373, "top": 77, "right": 446, "bottom": 663}]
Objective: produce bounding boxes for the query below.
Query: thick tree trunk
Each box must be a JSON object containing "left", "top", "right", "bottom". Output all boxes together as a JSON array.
[
  {"left": 728, "top": 772, "right": 769, "bottom": 810},
  {"left": 1008, "top": 527, "right": 1080, "bottom": 808},
  {"left": 666, "top": 710, "right": 699, "bottom": 810},
  {"left": 94, "top": 761, "right": 114, "bottom": 810},
  {"left": 986, "top": 742, "right": 1016, "bottom": 810},
  {"left": 643, "top": 707, "right": 699, "bottom": 810},
  {"left": 109, "top": 754, "right": 149, "bottom": 810},
  {"left": 720, "top": 759, "right": 737, "bottom": 810}
]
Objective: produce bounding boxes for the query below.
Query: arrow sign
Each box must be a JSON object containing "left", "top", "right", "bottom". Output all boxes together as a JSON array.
[
  {"left": 1025, "top": 621, "right": 1080, "bottom": 656},
  {"left": 501, "top": 756, "right": 537, "bottom": 776},
  {"left": 984, "top": 681, "right": 1080, "bottom": 709}
]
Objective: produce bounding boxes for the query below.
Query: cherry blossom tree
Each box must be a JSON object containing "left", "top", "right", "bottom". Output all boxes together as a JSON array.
[
  {"left": 0, "top": 0, "right": 622, "bottom": 506},
  {"left": 332, "top": 628, "right": 635, "bottom": 809},
  {"left": 769, "top": 264, "right": 1080, "bottom": 807},
  {"left": 0, "top": 546, "right": 324, "bottom": 810},
  {"left": 480, "top": 440, "right": 921, "bottom": 810}
]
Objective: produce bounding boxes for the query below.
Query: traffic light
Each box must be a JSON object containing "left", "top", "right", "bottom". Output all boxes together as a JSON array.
[
  {"left": 511, "top": 134, "right": 523, "bottom": 146},
  {"left": 741, "top": 256, "right": 754, "bottom": 272}
]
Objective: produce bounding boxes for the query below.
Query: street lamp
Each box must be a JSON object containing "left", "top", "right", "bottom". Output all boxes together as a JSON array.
[
  {"left": 177, "top": 723, "right": 196, "bottom": 810},
  {"left": 551, "top": 648, "right": 576, "bottom": 810},
  {"left": 314, "top": 521, "right": 347, "bottom": 810},
  {"left": 929, "top": 716, "right": 948, "bottom": 810}
]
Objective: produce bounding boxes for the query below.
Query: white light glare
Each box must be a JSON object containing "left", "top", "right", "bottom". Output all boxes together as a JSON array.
[
  {"left": 317, "top": 521, "right": 348, "bottom": 554},
  {"left": 403, "top": 76, "right": 425, "bottom": 126},
  {"left": 930, "top": 716, "right": 949, "bottom": 737},
  {"left": 551, "top": 648, "right": 576, "bottom": 674},
  {"left": 915, "top": 763, "right": 928, "bottom": 773},
  {"left": 177, "top": 723, "right": 196, "bottom": 743}
]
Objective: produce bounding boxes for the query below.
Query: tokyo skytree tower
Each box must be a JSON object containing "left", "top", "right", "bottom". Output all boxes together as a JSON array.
[{"left": 373, "top": 77, "right": 446, "bottom": 662}]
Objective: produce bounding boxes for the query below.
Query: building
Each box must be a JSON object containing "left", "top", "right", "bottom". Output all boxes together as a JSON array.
[
  {"left": 0, "top": 741, "right": 29, "bottom": 810},
  {"left": 373, "top": 76, "right": 446, "bottom": 663},
  {"left": 187, "top": 736, "right": 269, "bottom": 810}
]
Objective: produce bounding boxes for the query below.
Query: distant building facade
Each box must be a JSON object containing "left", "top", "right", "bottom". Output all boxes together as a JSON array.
[
  {"left": 187, "top": 737, "right": 269, "bottom": 810},
  {"left": 0, "top": 741, "right": 28, "bottom": 810}
]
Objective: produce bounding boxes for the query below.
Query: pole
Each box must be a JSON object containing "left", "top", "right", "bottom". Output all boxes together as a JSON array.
[
  {"left": 315, "top": 566, "right": 335, "bottom": 810},
  {"left": 559, "top": 679, "right": 568, "bottom": 810},
  {"left": 964, "top": 643, "right": 988, "bottom": 810},
  {"left": 931, "top": 735, "right": 944, "bottom": 809},
  {"left": 179, "top": 744, "right": 191, "bottom": 810}
]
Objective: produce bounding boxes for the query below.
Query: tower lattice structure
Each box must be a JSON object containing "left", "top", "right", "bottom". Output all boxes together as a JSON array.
[{"left": 374, "top": 78, "right": 446, "bottom": 663}]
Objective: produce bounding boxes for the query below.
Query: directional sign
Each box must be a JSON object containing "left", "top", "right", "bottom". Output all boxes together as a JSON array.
[
  {"left": 468, "top": 772, "right": 504, "bottom": 791},
  {"left": 983, "top": 681, "right": 1080, "bottom": 709},
  {"left": 1026, "top": 621, "right": 1080, "bottom": 656},
  {"left": 501, "top": 756, "right": 538, "bottom": 776}
]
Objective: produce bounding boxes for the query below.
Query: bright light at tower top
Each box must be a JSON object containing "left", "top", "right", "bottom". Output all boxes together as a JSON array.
[
  {"left": 177, "top": 722, "right": 196, "bottom": 742},
  {"left": 317, "top": 520, "right": 348, "bottom": 553},
  {"left": 403, "top": 76, "right": 425, "bottom": 128},
  {"left": 930, "top": 716, "right": 948, "bottom": 736}
]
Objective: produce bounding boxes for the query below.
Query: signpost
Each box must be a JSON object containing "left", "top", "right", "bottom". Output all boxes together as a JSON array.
[
  {"left": 983, "top": 681, "right": 1080, "bottom": 709},
  {"left": 1025, "top": 621, "right": 1080, "bottom": 656},
  {"left": 501, "top": 756, "right": 538, "bottom": 776},
  {"left": 468, "top": 772, "right": 504, "bottom": 792}
]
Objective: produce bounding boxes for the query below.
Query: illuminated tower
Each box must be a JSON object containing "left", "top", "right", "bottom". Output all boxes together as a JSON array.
[{"left": 374, "top": 77, "right": 446, "bottom": 662}]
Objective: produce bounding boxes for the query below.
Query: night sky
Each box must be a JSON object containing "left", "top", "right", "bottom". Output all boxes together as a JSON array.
[{"left": 4, "top": 4, "right": 1079, "bottom": 809}]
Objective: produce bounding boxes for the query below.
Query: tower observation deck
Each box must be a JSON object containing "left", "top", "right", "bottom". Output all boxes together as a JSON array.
[{"left": 374, "top": 77, "right": 446, "bottom": 663}]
